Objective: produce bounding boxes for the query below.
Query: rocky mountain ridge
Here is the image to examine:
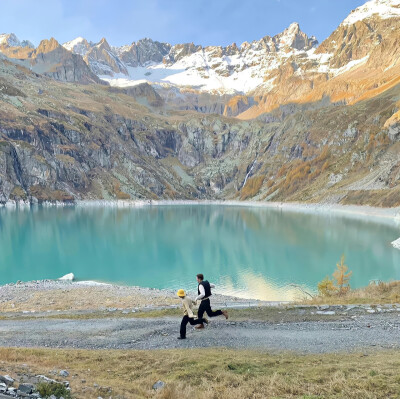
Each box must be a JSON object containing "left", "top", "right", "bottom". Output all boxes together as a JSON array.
[
  {"left": 63, "top": 22, "right": 319, "bottom": 96},
  {"left": 1, "top": 0, "right": 400, "bottom": 120},
  {"left": 1, "top": 0, "right": 400, "bottom": 206},
  {"left": 1, "top": 22, "right": 320, "bottom": 95}
]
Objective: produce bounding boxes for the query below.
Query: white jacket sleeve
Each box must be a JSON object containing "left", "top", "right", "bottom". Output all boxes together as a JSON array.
[{"left": 195, "top": 284, "right": 205, "bottom": 301}]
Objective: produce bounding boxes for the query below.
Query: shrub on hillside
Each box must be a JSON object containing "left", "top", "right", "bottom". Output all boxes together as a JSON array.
[
  {"left": 317, "top": 276, "right": 336, "bottom": 297},
  {"left": 333, "top": 255, "right": 352, "bottom": 295},
  {"left": 318, "top": 255, "right": 352, "bottom": 297},
  {"left": 36, "top": 382, "right": 72, "bottom": 399}
]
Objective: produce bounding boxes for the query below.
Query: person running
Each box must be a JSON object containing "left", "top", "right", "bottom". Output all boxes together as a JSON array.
[
  {"left": 195, "top": 274, "right": 228, "bottom": 329},
  {"left": 177, "top": 289, "right": 208, "bottom": 340}
]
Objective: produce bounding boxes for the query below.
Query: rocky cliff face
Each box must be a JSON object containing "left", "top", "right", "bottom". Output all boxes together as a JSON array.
[
  {"left": 1, "top": 48, "right": 400, "bottom": 207},
  {"left": 83, "top": 38, "right": 128, "bottom": 76},
  {"left": 116, "top": 38, "right": 171, "bottom": 67}
]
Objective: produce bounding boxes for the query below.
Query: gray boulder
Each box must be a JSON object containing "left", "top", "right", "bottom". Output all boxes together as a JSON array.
[
  {"left": 17, "top": 383, "right": 34, "bottom": 395},
  {"left": 388, "top": 123, "right": 400, "bottom": 141},
  {"left": 152, "top": 380, "right": 166, "bottom": 390},
  {"left": 0, "top": 375, "right": 14, "bottom": 386},
  {"left": 59, "top": 370, "right": 69, "bottom": 377}
]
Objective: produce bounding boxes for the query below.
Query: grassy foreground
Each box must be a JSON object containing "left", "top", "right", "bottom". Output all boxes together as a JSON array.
[{"left": 1, "top": 348, "right": 400, "bottom": 399}]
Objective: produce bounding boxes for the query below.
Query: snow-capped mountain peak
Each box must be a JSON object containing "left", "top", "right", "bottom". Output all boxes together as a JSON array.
[
  {"left": 274, "top": 22, "right": 318, "bottom": 50},
  {"left": 0, "top": 33, "right": 33, "bottom": 48},
  {"left": 63, "top": 36, "right": 90, "bottom": 56},
  {"left": 343, "top": 0, "right": 400, "bottom": 25}
]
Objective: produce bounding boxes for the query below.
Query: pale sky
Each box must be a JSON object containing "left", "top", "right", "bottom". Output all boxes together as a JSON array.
[{"left": 0, "top": 0, "right": 366, "bottom": 47}]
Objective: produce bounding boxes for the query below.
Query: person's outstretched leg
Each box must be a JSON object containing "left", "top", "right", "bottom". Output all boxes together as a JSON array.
[
  {"left": 204, "top": 298, "right": 228, "bottom": 319},
  {"left": 189, "top": 317, "right": 208, "bottom": 327},
  {"left": 179, "top": 315, "right": 189, "bottom": 339},
  {"left": 196, "top": 301, "right": 208, "bottom": 329}
]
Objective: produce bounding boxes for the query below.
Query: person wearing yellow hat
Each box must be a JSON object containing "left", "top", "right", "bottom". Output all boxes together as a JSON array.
[{"left": 177, "top": 288, "right": 208, "bottom": 340}]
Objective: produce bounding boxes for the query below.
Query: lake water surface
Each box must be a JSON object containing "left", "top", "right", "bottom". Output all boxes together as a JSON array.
[{"left": 1, "top": 205, "right": 400, "bottom": 300}]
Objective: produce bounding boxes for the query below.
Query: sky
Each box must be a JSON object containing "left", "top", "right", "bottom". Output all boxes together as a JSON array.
[{"left": 0, "top": 0, "right": 367, "bottom": 47}]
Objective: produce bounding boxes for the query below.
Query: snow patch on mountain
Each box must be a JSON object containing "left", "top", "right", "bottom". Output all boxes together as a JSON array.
[
  {"left": 98, "top": 46, "right": 283, "bottom": 93},
  {"left": 332, "top": 55, "right": 370, "bottom": 76},
  {"left": 101, "top": 76, "right": 148, "bottom": 87},
  {"left": 343, "top": 0, "right": 400, "bottom": 25},
  {"left": 100, "top": 63, "right": 264, "bottom": 94}
]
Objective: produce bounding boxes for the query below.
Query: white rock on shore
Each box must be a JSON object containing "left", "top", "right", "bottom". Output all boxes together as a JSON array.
[
  {"left": 392, "top": 238, "right": 400, "bottom": 250},
  {"left": 59, "top": 273, "right": 75, "bottom": 281}
]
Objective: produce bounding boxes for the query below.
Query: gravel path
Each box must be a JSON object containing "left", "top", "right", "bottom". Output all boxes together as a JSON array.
[{"left": 1, "top": 313, "right": 400, "bottom": 353}]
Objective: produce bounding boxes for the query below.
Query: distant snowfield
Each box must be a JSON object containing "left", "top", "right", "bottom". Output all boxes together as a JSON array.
[
  {"left": 97, "top": 46, "right": 311, "bottom": 94},
  {"left": 98, "top": 50, "right": 370, "bottom": 94},
  {"left": 98, "top": 54, "right": 268, "bottom": 93}
]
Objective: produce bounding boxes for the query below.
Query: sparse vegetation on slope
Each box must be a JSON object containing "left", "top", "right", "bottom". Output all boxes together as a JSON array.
[{"left": 311, "top": 280, "right": 400, "bottom": 305}]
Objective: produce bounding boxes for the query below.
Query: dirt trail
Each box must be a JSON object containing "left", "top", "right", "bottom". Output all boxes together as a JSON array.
[{"left": 0, "top": 312, "right": 399, "bottom": 353}]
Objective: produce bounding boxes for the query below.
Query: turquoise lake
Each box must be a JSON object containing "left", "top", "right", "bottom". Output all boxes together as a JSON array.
[{"left": 1, "top": 205, "right": 400, "bottom": 300}]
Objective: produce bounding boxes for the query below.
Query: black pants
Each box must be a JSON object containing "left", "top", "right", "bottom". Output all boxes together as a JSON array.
[
  {"left": 180, "top": 316, "right": 205, "bottom": 338},
  {"left": 198, "top": 298, "right": 223, "bottom": 319}
]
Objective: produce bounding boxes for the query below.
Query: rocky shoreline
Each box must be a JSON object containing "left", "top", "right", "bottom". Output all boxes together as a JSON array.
[{"left": 3, "top": 199, "right": 400, "bottom": 219}]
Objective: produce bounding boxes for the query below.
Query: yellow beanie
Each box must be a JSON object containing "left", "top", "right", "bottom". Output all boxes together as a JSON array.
[{"left": 177, "top": 289, "right": 185, "bottom": 297}]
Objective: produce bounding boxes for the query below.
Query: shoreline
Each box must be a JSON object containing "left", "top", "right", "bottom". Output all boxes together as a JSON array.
[
  {"left": 3, "top": 198, "right": 400, "bottom": 223},
  {"left": 0, "top": 279, "right": 276, "bottom": 314}
]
